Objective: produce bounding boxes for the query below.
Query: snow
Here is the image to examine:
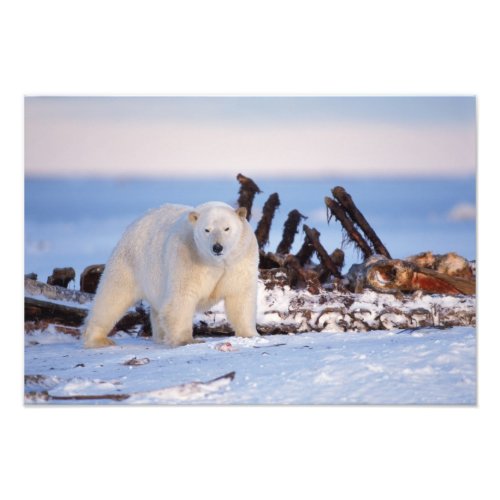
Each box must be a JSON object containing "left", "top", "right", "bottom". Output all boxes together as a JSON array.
[
  {"left": 23, "top": 175, "right": 477, "bottom": 405},
  {"left": 23, "top": 176, "right": 476, "bottom": 404},
  {"left": 25, "top": 325, "right": 476, "bottom": 405},
  {"left": 24, "top": 271, "right": 476, "bottom": 405}
]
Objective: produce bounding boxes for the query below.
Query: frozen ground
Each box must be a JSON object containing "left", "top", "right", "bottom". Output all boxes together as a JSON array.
[
  {"left": 25, "top": 325, "right": 476, "bottom": 405},
  {"left": 24, "top": 176, "right": 476, "bottom": 405}
]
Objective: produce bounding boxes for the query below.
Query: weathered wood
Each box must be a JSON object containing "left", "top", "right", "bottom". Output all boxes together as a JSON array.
[
  {"left": 259, "top": 250, "right": 286, "bottom": 269},
  {"left": 115, "top": 306, "right": 152, "bottom": 335},
  {"left": 284, "top": 255, "right": 322, "bottom": 294},
  {"left": 25, "top": 278, "right": 95, "bottom": 305},
  {"left": 332, "top": 186, "right": 391, "bottom": 258},
  {"left": 47, "top": 392, "right": 131, "bottom": 402},
  {"left": 236, "top": 173, "right": 262, "bottom": 221},
  {"left": 294, "top": 230, "right": 317, "bottom": 266},
  {"left": 318, "top": 248, "right": 345, "bottom": 283},
  {"left": 47, "top": 267, "right": 76, "bottom": 288},
  {"left": 276, "top": 209, "right": 307, "bottom": 255},
  {"left": 325, "top": 196, "right": 372, "bottom": 259},
  {"left": 331, "top": 248, "right": 345, "bottom": 269},
  {"left": 25, "top": 371, "right": 236, "bottom": 402},
  {"left": 303, "top": 225, "right": 343, "bottom": 279},
  {"left": 24, "top": 277, "right": 475, "bottom": 339},
  {"left": 25, "top": 297, "right": 87, "bottom": 326},
  {"left": 255, "top": 193, "right": 280, "bottom": 249},
  {"left": 24, "top": 296, "right": 151, "bottom": 334},
  {"left": 80, "top": 264, "right": 105, "bottom": 293}
]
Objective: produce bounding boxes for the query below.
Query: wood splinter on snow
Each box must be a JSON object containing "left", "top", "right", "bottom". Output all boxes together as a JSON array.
[
  {"left": 26, "top": 371, "right": 236, "bottom": 402},
  {"left": 123, "top": 357, "right": 150, "bottom": 366}
]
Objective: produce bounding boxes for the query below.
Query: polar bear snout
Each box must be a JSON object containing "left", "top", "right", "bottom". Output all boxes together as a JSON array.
[{"left": 212, "top": 243, "right": 223, "bottom": 255}]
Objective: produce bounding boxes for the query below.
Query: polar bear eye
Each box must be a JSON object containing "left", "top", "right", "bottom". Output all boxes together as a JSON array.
[
  {"left": 205, "top": 228, "right": 210, "bottom": 233},
  {"left": 224, "top": 227, "right": 230, "bottom": 232}
]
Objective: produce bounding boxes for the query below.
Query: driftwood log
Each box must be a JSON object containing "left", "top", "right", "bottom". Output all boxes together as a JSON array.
[
  {"left": 26, "top": 297, "right": 87, "bottom": 326},
  {"left": 318, "top": 248, "right": 345, "bottom": 283},
  {"left": 325, "top": 196, "right": 373, "bottom": 259},
  {"left": 276, "top": 209, "right": 307, "bottom": 255},
  {"left": 259, "top": 250, "right": 286, "bottom": 269},
  {"left": 47, "top": 267, "right": 75, "bottom": 288},
  {"left": 283, "top": 255, "right": 322, "bottom": 294},
  {"left": 24, "top": 274, "right": 476, "bottom": 339},
  {"left": 236, "top": 173, "right": 262, "bottom": 221},
  {"left": 80, "top": 264, "right": 105, "bottom": 293},
  {"left": 25, "top": 293, "right": 152, "bottom": 336},
  {"left": 295, "top": 230, "right": 317, "bottom": 266},
  {"left": 255, "top": 193, "right": 280, "bottom": 249},
  {"left": 332, "top": 186, "right": 391, "bottom": 258},
  {"left": 303, "top": 225, "right": 342, "bottom": 279}
]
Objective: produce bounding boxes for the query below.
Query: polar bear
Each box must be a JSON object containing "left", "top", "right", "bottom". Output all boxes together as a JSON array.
[{"left": 83, "top": 202, "right": 259, "bottom": 348}]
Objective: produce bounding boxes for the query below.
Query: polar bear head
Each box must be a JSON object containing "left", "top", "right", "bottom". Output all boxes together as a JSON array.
[{"left": 189, "top": 202, "right": 249, "bottom": 264}]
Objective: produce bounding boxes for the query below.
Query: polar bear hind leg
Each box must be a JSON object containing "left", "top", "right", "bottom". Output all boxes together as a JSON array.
[{"left": 83, "top": 265, "right": 140, "bottom": 348}]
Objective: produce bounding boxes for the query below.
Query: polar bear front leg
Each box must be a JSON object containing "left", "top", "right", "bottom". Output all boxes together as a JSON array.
[
  {"left": 158, "top": 298, "right": 199, "bottom": 347},
  {"left": 224, "top": 290, "right": 259, "bottom": 338},
  {"left": 150, "top": 308, "right": 167, "bottom": 343}
]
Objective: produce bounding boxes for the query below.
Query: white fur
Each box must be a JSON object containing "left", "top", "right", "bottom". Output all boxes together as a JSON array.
[{"left": 83, "top": 202, "right": 259, "bottom": 348}]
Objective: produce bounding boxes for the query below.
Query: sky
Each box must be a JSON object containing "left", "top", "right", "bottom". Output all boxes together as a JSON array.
[{"left": 24, "top": 96, "right": 476, "bottom": 178}]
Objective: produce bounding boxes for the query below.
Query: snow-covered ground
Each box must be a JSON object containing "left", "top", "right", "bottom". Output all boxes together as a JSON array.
[
  {"left": 24, "top": 176, "right": 477, "bottom": 405},
  {"left": 25, "top": 325, "right": 475, "bottom": 405}
]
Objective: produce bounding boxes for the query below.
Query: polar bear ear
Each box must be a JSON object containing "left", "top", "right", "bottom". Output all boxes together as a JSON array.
[
  {"left": 188, "top": 211, "right": 199, "bottom": 224},
  {"left": 235, "top": 207, "right": 247, "bottom": 220}
]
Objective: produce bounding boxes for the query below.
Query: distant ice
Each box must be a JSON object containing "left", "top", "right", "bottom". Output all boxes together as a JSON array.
[{"left": 448, "top": 202, "right": 476, "bottom": 221}]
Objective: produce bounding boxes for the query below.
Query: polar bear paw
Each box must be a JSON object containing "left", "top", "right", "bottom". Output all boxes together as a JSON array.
[
  {"left": 235, "top": 330, "right": 260, "bottom": 338},
  {"left": 84, "top": 336, "right": 116, "bottom": 348},
  {"left": 176, "top": 338, "right": 205, "bottom": 347}
]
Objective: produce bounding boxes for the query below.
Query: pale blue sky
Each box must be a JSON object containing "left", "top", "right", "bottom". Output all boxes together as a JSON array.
[{"left": 25, "top": 96, "right": 476, "bottom": 178}]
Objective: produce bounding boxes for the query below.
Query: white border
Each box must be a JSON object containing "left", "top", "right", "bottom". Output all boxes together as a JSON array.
[{"left": 3, "top": 1, "right": 498, "bottom": 499}]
